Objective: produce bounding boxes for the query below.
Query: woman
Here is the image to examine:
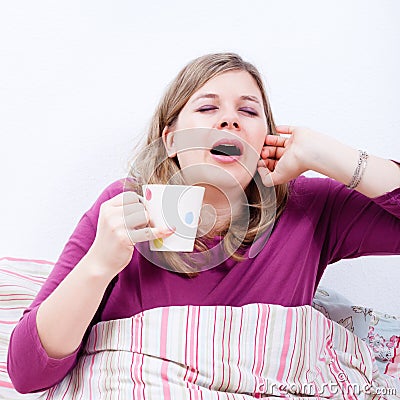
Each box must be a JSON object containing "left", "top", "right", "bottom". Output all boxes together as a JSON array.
[{"left": 8, "top": 53, "right": 400, "bottom": 396}]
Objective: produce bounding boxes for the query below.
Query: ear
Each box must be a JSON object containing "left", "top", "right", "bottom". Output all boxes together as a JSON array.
[{"left": 162, "top": 126, "right": 177, "bottom": 158}]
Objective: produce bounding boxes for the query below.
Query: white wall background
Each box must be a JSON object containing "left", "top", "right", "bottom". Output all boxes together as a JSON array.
[{"left": 0, "top": 0, "right": 399, "bottom": 314}]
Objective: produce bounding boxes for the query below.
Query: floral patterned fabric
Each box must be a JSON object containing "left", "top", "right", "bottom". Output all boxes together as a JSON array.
[{"left": 313, "top": 286, "right": 400, "bottom": 375}]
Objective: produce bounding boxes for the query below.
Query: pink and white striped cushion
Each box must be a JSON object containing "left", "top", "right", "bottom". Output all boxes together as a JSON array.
[
  {"left": 43, "top": 304, "right": 400, "bottom": 399},
  {"left": 0, "top": 257, "right": 53, "bottom": 400}
]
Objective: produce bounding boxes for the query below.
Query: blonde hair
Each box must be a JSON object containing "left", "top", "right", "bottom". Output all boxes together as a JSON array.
[{"left": 127, "top": 52, "right": 289, "bottom": 276}]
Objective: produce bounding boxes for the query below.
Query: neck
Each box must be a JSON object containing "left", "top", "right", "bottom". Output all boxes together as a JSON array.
[{"left": 197, "top": 184, "right": 245, "bottom": 237}]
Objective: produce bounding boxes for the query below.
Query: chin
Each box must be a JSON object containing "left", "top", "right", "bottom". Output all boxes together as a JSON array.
[{"left": 180, "top": 163, "right": 252, "bottom": 191}]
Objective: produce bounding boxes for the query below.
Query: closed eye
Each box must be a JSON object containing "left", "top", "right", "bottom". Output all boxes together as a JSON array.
[
  {"left": 239, "top": 107, "right": 258, "bottom": 116},
  {"left": 197, "top": 106, "right": 217, "bottom": 112}
]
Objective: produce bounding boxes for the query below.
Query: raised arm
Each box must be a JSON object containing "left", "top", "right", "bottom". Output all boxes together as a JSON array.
[
  {"left": 257, "top": 125, "right": 400, "bottom": 198},
  {"left": 257, "top": 125, "right": 400, "bottom": 269}
]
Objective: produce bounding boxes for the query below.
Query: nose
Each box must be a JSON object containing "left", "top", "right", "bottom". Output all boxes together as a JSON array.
[{"left": 218, "top": 118, "right": 240, "bottom": 131}]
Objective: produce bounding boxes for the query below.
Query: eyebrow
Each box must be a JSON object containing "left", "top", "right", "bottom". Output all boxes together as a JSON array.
[{"left": 191, "top": 93, "right": 262, "bottom": 106}]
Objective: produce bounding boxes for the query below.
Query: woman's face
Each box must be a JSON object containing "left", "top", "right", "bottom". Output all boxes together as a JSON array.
[{"left": 164, "top": 70, "right": 268, "bottom": 191}]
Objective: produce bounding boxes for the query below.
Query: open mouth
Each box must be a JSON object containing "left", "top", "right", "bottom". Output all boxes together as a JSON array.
[
  {"left": 210, "top": 144, "right": 242, "bottom": 156},
  {"left": 210, "top": 140, "right": 243, "bottom": 158}
]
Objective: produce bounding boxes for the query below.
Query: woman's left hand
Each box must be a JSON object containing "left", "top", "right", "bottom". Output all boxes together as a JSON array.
[{"left": 257, "top": 125, "right": 319, "bottom": 187}]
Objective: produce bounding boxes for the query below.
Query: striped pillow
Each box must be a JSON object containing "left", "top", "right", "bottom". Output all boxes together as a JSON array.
[{"left": 0, "top": 257, "right": 53, "bottom": 399}]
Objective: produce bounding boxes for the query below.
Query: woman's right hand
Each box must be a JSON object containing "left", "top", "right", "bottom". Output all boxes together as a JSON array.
[{"left": 88, "top": 191, "right": 175, "bottom": 277}]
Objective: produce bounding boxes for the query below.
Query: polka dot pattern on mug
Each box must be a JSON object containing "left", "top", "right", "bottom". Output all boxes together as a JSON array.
[
  {"left": 153, "top": 238, "right": 163, "bottom": 248},
  {"left": 145, "top": 188, "right": 152, "bottom": 201},
  {"left": 184, "top": 211, "right": 194, "bottom": 225}
]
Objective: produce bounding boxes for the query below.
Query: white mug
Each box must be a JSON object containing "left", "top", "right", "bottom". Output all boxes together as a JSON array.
[{"left": 141, "top": 184, "right": 205, "bottom": 252}]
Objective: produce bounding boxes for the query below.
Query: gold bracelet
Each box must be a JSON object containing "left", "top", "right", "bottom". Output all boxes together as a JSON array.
[{"left": 346, "top": 150, "right": 369, "bottom": 190}]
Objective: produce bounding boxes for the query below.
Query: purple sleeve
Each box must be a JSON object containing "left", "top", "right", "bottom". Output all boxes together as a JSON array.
[
  {"left": 7, "top": 180, "right": 125, "bottom": 393},
  {"left": 292, "top": 175, "right": 400, "bottom": 266},
  {"left": 328, "top": 183, "right": 400, "bottom": 262}
]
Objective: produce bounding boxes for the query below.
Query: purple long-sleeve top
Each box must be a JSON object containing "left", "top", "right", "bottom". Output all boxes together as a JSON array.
[{"left": 8, "top": 175, "right": 400, "bottom": 393}]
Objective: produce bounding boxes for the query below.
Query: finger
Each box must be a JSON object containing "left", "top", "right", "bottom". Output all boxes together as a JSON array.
[
  {"left": 266, "top": 158, "right": 277, "bottom": 171},
  {"left": 124, "top": 206, "right": 150, "bottom": 230},
  {"left": 257, "top": 157, "right": 272, "bottom": 170},
  {"left": 257, "top": 158, "right": 266, "bottom": 167},
  {"left": 123, "top": 202, "right": 149, "bottom": 219},
  {"left": 261, "top": 145, "right": 277, "bottom": 159},
  {"left": 260, "top": 146, "right": 270, "bottom": 158},
  {"left": 264, "top": 135, "right": 287, "bottom": 147},
  {"left": 260, "top": 146, "right": 285, "bottom": 160},
  {"left": 257, "top": 166, "right": 283, "bottom": 187},
  {"left": 108, "top": 191, "right": 142, "bottom": 207},
  {"left": 275, "top": 125, "right": 294, "bottom": 135},
  {"left": 107, "top": 191, "right": 141, "bottom": 207},
  {"left": 258, "top": 157, "right": 279, "bottom": 172},
  {"left": 128, "top": 226, "right": 175, "bottom": 244}
]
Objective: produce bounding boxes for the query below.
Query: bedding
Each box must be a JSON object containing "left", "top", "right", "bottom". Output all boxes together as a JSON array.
[
  {"left": 0, "top": 257, "right": 399, "bottom": 399},
  {"left": 312, "top": 288, "right": 400, "bottom": 376},
  {"left": 0, "top": 258, "right": 54, "bottom": 399},
  {"left": 42, "top": 304, "right": 400, "bottom": 399}
]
